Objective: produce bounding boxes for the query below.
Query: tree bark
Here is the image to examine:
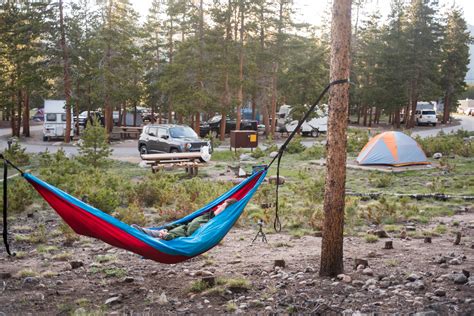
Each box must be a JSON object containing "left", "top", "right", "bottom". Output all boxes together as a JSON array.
[
  {"left": 320, "top": 0, "right": 351, "bottom": 277},
  {"left": 59, "top": 0, "right": 72, "bottom": 143},
  {"left": 443, "top": 91, "right": 450, "bottom": 124},
  {"left": 236, "top": 0, "right": 245, "bottom": 131},
  {"left": 22, "top": 91, "right": 30, "bottom": 137}
]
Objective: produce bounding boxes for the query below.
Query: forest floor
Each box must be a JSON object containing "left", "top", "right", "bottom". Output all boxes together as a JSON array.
[{"left": 0, "top": 207, "right": 473, "bottom": 314}]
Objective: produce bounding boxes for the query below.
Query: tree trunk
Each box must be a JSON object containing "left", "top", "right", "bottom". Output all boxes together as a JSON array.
[
  {"left": 320, "top": 0, "right": 351, "bottom": 277},
  {"left": 443, "top": 92, "right": 450, "bottom": 124},
  {"left": 394, "top": 109, "right": 401, "bottom": 128},
  {"left": 368, "top": 106, "right": 373, "bottom": 127},
  {"left": 362, "top": 105, "right": 367, "bottom": 126},
  {"left": 220, "top": 111, "right": 227, "bottom": 141},
  {"left": 22, "top": 91, "right": 30, "bottom": 137},
  {"left": 15, "top": 90, "right": 22, "bottom": 137},
  {"left": 407, "top": 79, "right": 418, "bottom": 128},
  {"left": 59, "top": 0, "right": 72, "bottom": 143},
  {"left": 270, "top": 62, "right": 278, "bottom": 136},
  {"left": 236, "top": 0, "right": 245, "bottom": 131},
  {"left": 356, "top": 104, "right": 361, "bottom": 124},
  {"left": 251, "top": 94, "right": 257, "bottom": 120}
]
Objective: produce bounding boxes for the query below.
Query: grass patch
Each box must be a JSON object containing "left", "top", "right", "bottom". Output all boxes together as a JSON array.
[
  {"left": 383, "top": 224, "right": 402, "bottom": 233},
  {"left": 37, "top": 245, "right": 59, "bottom": 254},
  {"left": 41, "top": 270, "right": 57, "bottom": 278},
  {"left": 16, "top": 268, "right": 38, "bottom": 278},
  {"left": 433, "top": 224, "right": 448, "bottom": 235},
  {"left": 103, "top": 267, "right": 126, "bottom": 278},
  {"left": 52, "top": 252, "right": 72, "bottom": 261},
  {"left": 226, "top": 301, "right": 238, "bottom": 313},
  {"left": 364, "top": 234, "right": 379, "bottom": 243},
  {"left": 95, "top": 254, "right": 116, "bottom": 264},
  {"left": 189, "top": 280, "right": 211, "bottom": 293}
]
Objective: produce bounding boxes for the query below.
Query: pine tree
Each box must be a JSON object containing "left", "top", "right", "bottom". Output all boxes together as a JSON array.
[
  {"left": 439, "top": 6, "right": 471, "bottom": 123},
  {"left": 78, "top": 118, "right": 113, "bottom": 168}
]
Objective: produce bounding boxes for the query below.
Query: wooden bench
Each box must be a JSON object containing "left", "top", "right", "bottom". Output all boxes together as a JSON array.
[
  {"left": 112, "top": 126, "right": 143, "bottom": 140},
  {"left": 141, "top": 152, "right": 210, "bottom": 176}
]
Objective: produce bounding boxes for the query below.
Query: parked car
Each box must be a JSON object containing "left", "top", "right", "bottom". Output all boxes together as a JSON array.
[
  {"left": 415, "top": 109, "right": 437, "bottom": 126},
  {"left": 138, "top": 124, "right": 212, "bottom": 155},
  {"left": 76, "top": 111, "right": 104, "bottom": 127},
  {"left": 199, "top": 115, "right": 258, "bottom": 137}
]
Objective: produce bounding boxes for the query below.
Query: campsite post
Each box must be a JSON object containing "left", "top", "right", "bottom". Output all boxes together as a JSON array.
[{"left": 319, "top": 0, "right": 351, "bottom": 277}]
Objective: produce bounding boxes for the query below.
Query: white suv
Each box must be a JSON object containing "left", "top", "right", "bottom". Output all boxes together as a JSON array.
[{"left": 415, "top": 110, "right": 437, "bottom": 126}]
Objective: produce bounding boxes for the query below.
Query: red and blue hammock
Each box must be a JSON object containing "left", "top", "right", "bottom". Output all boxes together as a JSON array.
[{"left": 20, "top": 169, "right": 266, "bottom": 264}]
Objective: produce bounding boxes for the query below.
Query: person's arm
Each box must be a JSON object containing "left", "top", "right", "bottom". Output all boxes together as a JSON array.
[{"left": 162, "top": 224, "right": 188, "bottom": 240}]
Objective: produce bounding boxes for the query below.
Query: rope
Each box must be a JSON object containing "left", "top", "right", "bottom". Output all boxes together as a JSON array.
[
  {"left": 266, "top": 79, "right": 350, "bottom": 232},
  {"left": 0, "top": 154, "right": 23, "bottom": 256}
]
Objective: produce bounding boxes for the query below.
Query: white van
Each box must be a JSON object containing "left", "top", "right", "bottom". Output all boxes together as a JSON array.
[
  {"left": 415, "top": 109, "right": 437, "bottom": 126},
  {"left": 43, "top": 100, "right": 74, "bottom": 141}
]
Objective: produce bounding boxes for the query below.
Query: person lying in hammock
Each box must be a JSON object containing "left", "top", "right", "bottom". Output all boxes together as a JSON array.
[{"left": 132, "top": 198, "right": 238, "bottom": 240}]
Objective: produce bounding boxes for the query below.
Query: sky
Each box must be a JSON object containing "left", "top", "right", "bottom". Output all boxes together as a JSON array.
[{"left": 130, "top": 0, "right": 474, "bottom": 27}]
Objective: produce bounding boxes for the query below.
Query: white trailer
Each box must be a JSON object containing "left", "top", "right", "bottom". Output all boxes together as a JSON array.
[
  {"left": 277, "top": 104, "right": 328, "bottom": 137},
  {"left": 43, "top": 100, "right": 74, "bottom": 141}
]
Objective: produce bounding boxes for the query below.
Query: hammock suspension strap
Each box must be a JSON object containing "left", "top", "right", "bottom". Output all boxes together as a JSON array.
[
  {"left": 266, "top": 79, "right": 350, "bottom": 232},
  {"left": 1, "top": 154, "right": 23, "bottom": 256}
]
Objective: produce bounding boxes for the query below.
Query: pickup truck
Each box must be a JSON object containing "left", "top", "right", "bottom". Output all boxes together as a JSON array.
[{"left": 199, "top": 115, "right": 258, "bottom": 137}]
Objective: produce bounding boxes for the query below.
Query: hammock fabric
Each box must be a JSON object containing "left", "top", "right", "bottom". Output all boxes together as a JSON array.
[{"left": 23, "top": 169, "right": 267, "bottom": 264}]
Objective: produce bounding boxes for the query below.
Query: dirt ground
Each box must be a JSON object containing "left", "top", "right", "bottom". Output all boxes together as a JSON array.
[{"left": 0, "top": 207, "right": 473, "bottom": 315}]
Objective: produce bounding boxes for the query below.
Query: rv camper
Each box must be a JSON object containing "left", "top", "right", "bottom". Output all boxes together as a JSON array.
[
  {"left": 277, "top": 104, "right": 328, "bottom": 137},
  {"left": 43, "top": 100, "right": 74, "bottom": 141}
]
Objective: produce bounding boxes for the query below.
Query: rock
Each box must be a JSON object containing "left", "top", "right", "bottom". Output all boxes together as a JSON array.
[
  {"left": 0, "top": 272, "right": 12, "bottom": 279},
  {"left": 405, "top": 225, "right": 416, "bottom": 231},
  {"left": 105, "top": 296, "right": 121, "bottom": 305},
  {"left": 448, "top": 258, "right": 462, "bottom": 265},
  {"left": 265, "top": 306, "right": 272, "bottom": 311},
  {"left": 22, "top": 277, "right": 40, "bottom": 287},
  {"left": 453, "top": 274, "right": 467, "bottom": 284},
  {"left": 357, "top": 265, "right": 365, "bottom": 271},
  {"left": 238, "top": 168, "right": 247, "bottom": 177},
  {"left": 70, "top": 261, "right": 84, "bottom": 269},
  {"left": 354, "top": 258, "right": 369, "bottom": 270},
  {"left": 374, "top": 229, "right": 390, "bottom": 238},
  {"left": 434, "top": 288, "right": 446, "bottom": 297},
  {"left": 462, "top": 269, "right": 470, "bottom": 278},
  {"left": 269, "top": 151, "right": 279, "bottom": 158},
  {"left": 239, "top": 154, "right": 254, "bottom": 161},
  {"left": 440, "top": 263, "right": 449, "bottom": 269},
  {"left": 435, "top": 256, "right": 447, "bottom": 264},
  {"left": 123, "top": 277, "right": 134, "bottom": 283},
  {"left": 249, "top": 300, "right": 264, "bottom": 308},
  {"left": 433, "top": 153, "right": 442, "bottom": 159},
  {"left": 157, "top": 292, "right": 168, "bottom": 305},
  {"left": 367, "top": 251, "right": 377, "bottom": 258},
  {"left": 337, "top": 274, "right": 352, "bottom": 283},
  {"left": 407, "top": 280, "right": 425, "bottom": 291},
  {"left": 352, "top": 280, "right": 365, "bottom": 287},
  {"left": 362, "top": 268, "right": 374, "bottom": 276},
  {"left": 269, "top": 176, "right": 285, "bottom": 185},
  {"left": 407, "top": 274, "right": 421, "bottom": 282},
  {"left": 138, "top": 161, "right": 148, "bottom": 168},
  {"left": 274, "top": 259, "right": 286, "bottom": 269}
]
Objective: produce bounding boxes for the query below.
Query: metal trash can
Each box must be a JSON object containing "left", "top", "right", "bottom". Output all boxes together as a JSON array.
[{"left": 230, "top": 130, "right": 258, "bottom": 151}]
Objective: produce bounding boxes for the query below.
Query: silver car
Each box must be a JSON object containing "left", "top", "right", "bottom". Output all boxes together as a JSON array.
[{"left": 138, "top": 124, "right": 211, "bottom": 155}]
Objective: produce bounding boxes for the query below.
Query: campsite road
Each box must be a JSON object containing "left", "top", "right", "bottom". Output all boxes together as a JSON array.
[
  {"left": 412, "top": 114, "right": 474, "bottom": 138},
  {"left": 0, "top": 115, "right": 472, "bottom": 159}
]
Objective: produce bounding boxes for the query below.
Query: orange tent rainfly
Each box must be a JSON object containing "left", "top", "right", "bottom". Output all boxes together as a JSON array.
[{"left": 356, "top": 131, "right": 429, "bottom": 166}]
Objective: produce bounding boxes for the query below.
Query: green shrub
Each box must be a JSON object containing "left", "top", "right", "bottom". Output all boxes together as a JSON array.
[
  {"left": 301, "top": 144, "right": 326, "bottom": 160},
  {"left": 2, "top": 142, "right": 30, "bottom": 166},
  {"left": 0, "top": 177, "right": 37, "bottom": 213},
  {"left": 284, "top": 136, "right": 305, "bottom": 154},
  {"left": 364, "top": 234, "right": 379, "bottom": 243},
  {"left": 115, "top": 202, "right": 146, "bottom": 226},
  {"left": 264, "top": 144, "right": 279, "bottom": 154},
  {"left": 132, "top": 173, "right": 177, "bottom": 207},
  {"left": 77, "top": 120, "right": 113, "bottom": 168},
  {"left": 415, "top": 131, "right": 474, "bottom": 157},
  {"left": 250, "top": 147, "right": 266, "bottom": 159},
  {"left": 347, "top": 129, "right": 369, "bottom": 154},
  {"left": 369, "top": 173, "right": 394, "bottom": 188}
]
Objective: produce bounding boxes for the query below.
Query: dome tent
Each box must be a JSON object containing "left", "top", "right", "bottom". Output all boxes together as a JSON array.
[{"left": 356, "top": 131, "right": 429, "bottom": 166}]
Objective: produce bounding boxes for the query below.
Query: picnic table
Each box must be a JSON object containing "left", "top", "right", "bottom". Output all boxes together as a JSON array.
[
  {"left": 141, "top": 151, "right": 210, "bottom": 176},
  {"left": 111, "top": 126, "right": 143, "bottom": 140}
]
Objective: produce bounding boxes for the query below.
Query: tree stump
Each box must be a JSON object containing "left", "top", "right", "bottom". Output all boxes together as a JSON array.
[
  {"left": 354, "top": 258, "right": 369, "bottom": 270},
  {"left": 454, "top": 232, "right": 461, "bottom": 245},
  {"left": 202, "top": 276, "right": 215, "bottom": 287},
  {"left": 274, "top": 259, "right": 286, "bottom": 269},
  {"left": 424, "top": 237, "right": 432, "bottom": 243},
  {"left": 383, "top": 241, "right": 393, "bottom": 249}
]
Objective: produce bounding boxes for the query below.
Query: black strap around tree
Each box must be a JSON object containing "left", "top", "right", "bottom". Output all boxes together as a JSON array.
[
  {"left": 1, "top": 154, "right": 23, "bottom": 256},
  {"left": 266, "top": 79, "right": 350, "bottom": 232}
]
